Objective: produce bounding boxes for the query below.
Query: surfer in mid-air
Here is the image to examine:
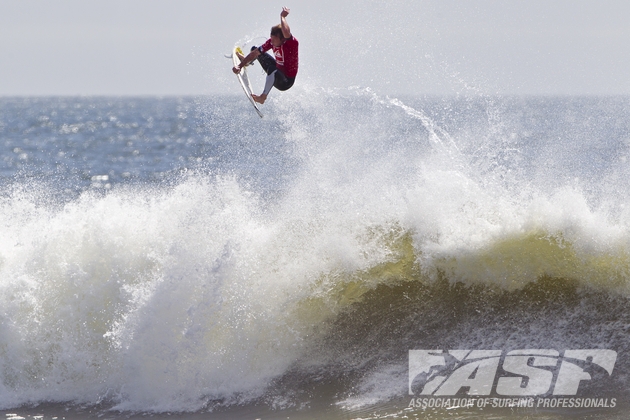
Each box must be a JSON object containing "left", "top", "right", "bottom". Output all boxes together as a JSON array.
[{"left": 232, "top": 7, "right": 299, "bottom": 104}]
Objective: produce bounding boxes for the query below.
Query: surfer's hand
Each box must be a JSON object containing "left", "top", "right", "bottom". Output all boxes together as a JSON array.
[
  {"left": 232, "top": 65, "right": 241, "bottom": 74},
  {"left": 281, "top": 7, "right": 290, "bottom": 17}
]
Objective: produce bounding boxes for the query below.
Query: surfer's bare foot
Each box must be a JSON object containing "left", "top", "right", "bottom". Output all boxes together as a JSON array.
[{"left": 252, "top": 94, "right": 267, "bottom": 104}]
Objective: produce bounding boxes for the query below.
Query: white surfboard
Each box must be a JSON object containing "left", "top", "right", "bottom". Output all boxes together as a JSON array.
[{"left": 231, "top": 46, "right": 263, "bottom": 118}]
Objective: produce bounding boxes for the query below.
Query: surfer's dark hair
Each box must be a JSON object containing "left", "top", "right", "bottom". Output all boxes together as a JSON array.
[{"left": 270, "top": 25, "right": 285, "bottom": 40}]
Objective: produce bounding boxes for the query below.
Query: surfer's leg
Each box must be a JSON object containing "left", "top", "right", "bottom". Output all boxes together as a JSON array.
[
  {"left": 273, "top": 71, "right": 295, "bottom": 91},
  {"left": 252, "top": 48, "right": 278, "bottom": 75},
  {"left": 263, "top": 71, "right": 276, "bottom": 95},
  {"left": 250, "top": 48, "right": 278, "bottom": 97},
  {"left": 254, "top": 70, "right": 290, "bottom": 104}
]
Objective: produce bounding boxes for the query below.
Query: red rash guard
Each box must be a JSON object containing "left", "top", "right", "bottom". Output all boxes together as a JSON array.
[{"left": 260, "top": 36, "right": 299, "bottom": 78}]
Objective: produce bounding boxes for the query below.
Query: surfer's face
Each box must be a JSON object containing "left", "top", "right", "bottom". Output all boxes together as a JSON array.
[{"left": 270, "top": 34, "right": 283, "bottom": 47}]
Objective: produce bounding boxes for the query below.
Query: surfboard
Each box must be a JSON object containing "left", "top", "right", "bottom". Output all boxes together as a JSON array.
[{"left": 231, "top": 46, "right": 263, "bottom": 118}]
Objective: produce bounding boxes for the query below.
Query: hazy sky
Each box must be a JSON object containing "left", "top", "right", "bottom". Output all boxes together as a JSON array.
[{"left": 1, "top": 0, "right": 629, "bottom": 96}]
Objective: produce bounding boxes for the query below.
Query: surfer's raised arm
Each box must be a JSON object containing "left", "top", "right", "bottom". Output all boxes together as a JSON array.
[{"left": 280, "top": 7, "right": 292, "bottom": 39}]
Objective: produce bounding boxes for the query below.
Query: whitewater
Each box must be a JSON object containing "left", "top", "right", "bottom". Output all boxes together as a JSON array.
[{"left": 1, "top": 90, "right": 630, "bottom": 419}]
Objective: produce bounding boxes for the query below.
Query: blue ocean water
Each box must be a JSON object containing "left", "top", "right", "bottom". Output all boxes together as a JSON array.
[
  {"left": 1, "top": 91, "right": 630, "bottom": 418},
  {"left": 0, "top": 97, "right": 296, "bottom": 200}
]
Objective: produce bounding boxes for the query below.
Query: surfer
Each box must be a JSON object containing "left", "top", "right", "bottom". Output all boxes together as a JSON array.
[{"left": 232, "top": 7, "right": 299, "bottom": 104}]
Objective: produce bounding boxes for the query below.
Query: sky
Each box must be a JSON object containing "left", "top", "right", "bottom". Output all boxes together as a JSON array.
[{"left": 1, "top": 0, "right": 629, "bottom": 96}]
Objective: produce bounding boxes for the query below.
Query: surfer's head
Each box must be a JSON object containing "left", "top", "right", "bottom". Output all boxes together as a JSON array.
[{"left": 270, "top": 25, "right": 286, "bottom": 46}]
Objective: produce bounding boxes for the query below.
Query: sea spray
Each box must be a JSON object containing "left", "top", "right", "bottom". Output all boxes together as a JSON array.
[{"left": 1, "top": 93, "right": 630, "bottom": 415}]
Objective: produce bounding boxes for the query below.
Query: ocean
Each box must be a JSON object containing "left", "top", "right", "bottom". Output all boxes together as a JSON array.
[{"left": 0, "top": 91, "right": 629, "bottom": 419}]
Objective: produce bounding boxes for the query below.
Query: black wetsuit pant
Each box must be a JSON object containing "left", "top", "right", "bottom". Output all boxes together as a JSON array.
[{"left": 253, "top": 47, "right": 295, "bottom": 92}]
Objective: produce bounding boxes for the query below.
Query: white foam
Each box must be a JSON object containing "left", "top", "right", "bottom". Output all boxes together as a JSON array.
[{"left": 1, "top": 91, "right": 630, "bottom": 411}]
